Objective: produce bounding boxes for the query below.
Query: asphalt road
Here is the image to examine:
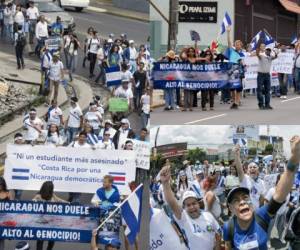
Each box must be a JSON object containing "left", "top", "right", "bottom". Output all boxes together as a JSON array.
[
  {"left": 0, "top": 8, "right": 149, "bottom": 250},
  {"left": 151, "top": 92, "right": 300, "bottom": 125}
]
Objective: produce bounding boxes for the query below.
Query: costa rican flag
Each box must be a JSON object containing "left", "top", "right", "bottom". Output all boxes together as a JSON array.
[{"left": 108, "top": 172, "right": 126, "bottom": 186}]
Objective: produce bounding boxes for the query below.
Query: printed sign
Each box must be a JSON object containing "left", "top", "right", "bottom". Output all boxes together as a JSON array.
[
  {"left": 4, "top": 145, "right": 136, "bottom": 195},
  {"left": 229, "top": 125, "right": 259, "bottom": 141},
  {"left": 0, "top": 200, "right": 100, "bottom": 243},
  {"left": 179, "top": 1, "right": 218, "bottom": 23}
]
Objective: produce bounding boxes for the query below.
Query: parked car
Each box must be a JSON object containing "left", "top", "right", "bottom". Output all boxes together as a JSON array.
[{"left": 54, "top": 0, "right": 90, "bottom": 12}]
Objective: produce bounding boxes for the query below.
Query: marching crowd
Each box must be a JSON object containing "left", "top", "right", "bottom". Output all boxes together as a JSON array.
[
  {"left": 0, "top": 95, "right": 148, "bottom": 250},
  {"left": 156, "top": 27, "right": 300, "bottom": 112},
  {"left": 0, "top": 0, "right": 151, "bottom": 129},
  {"left": 150, "top": 139, "right": 300, "bottom": 250}
]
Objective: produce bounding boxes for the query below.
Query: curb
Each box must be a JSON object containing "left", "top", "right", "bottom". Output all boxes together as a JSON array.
[
  {"left": 87, "top": 6, "right": 148, "bottom": 22},
  {"left": 151, "top": 103, "right": 165, "bottom": 109}
]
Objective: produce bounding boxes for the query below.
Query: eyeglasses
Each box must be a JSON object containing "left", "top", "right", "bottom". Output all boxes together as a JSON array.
[{"left": 231, "top": 195, "right": 251, "bottom": 206}]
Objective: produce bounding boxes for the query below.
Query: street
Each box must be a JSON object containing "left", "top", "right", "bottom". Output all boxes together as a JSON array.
[
  {"left": 0, "top": 6, "right": 149, "bottom": 250},
  {"left": 151, "top": 92, "right": 300, "bottom": 125}
]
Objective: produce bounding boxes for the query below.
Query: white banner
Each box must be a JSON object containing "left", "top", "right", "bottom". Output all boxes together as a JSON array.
[
  {"left": 4, "top": 145, "right": 137, "bottom": 195},
  {"left": 271, "top": 49, "right": 295, "bottom": 74},
  {"left": 150, "top": 208, "right": 188, "bottom": 250},
  {"left": 229, "top": 125, "right": 259, "bottom": 141},
  {"left": 133, "top": 140, "right": 150, "bottom": 170},
  {"left": 244, "top": 56, "right": 279, "bottom": 90}
]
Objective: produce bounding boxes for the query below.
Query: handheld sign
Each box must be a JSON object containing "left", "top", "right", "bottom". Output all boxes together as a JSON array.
[
  {"left": 190, "top": 30, "right": 200, "bottom": 41},
  {"left": 109, "top": 98, "right": 129, "bottom": 112}
]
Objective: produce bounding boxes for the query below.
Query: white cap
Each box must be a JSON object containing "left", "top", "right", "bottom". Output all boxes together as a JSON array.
[
  {"left": 107, "top": 38, "right": 113, "bottom": 43},
  {"left": 121, "top": 118, "right": 129, "bottom": 124},
  {"left": 104, "top": 119, "right": 114, "bottom": 125},
  {"left": 129, "top": 40, "right": 134, "bottom": 44},
  {"left": 182, "top": 191, "right": 197, "bottom": 205}
]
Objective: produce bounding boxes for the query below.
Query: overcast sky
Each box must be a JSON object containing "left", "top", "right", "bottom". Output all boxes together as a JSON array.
[{"left": 150, "top": 125, "right": 300, "bottom": 157}]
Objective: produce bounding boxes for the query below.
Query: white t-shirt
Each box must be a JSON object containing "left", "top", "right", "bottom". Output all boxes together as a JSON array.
[
  {"left": 175, "top": 210, "right": 220, "bottom": 250},
  {"left": 88, "top": 38, "right": 100, "bottom": 54},
  {"left": 141, "top": 94, "right": 150, "bottom": 114},
  {"left": 265, "top": 187, "right": 290, "bottom": 215},
  {"left": 69, "top": 141, "right": 91, "bottom": 148},
  {"left": 35, "top": 21, "right": 48, "bottom": 39},
  {"left": 84, "top": 111, "right": 102, "bottom": 130},
  {"left": 117, "top": 129, "right": 129, "bottom": 149},
  {"left": 67, "top": 105, "right": 83, "bottom": 128},
  {"left": 49, "top": 60, "right": 64, "bottom": 81},
  {"left": 24, "top": 117, "right": 43, "bottom": 141},
  {"left": 14, "top": 11, "right": 24, "bottom": 25},
  {"left": 97, "top": 140, "right": 115, "bottom": 150},
  {"left": 114, "top": 86, "right": 133, "bottom": 104},
  {"left": 240, "top": 175, "right": 266, "bottom": 209},
  {"left": 204, "top": 192, "right": 221, "bottom": 219},
  {"left": 47, "top": 107, "right": 63, "bottom": 126},
  {"left": 26, "top": 6, "right": 39, "bottom": 20},
  {"left": 46, "top": 133, "right": 63, "bottom": 146}
]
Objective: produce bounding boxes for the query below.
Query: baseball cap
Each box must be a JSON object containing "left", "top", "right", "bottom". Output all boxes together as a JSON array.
[
  {"left": 227, "top": 187, "right": 250, "bottom": 204},
  {"left": 104, "top": 119, "right": 114, "bottom": 125},
  {"left": 182, "top": 191, "right": 198, "bottom": 205},
  {"left": 15, "top": 241, "right": 30, "bottom": 250},
  {"left": 121, "top": 118, "right": 129, "bottom": 124}
]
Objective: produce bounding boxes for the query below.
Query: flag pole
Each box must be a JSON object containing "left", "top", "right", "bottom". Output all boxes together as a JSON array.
[{"left": 95, "top": 183, "right": 143, "bottom": 231}]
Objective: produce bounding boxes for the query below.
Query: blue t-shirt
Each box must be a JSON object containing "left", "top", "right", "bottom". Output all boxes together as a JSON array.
[
  {"left": 51, "top": 22, "right": 63, "bottom": 35},
  {"left": 228, "top": 48, "right": 245, "bottom": 64},
  {"left": 223, "top": 205, "right": 272, "bottom": 250}
]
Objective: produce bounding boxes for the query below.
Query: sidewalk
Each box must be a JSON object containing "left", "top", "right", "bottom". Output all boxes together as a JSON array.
[
  {"left": 0, "top": 51, "right": 93, "bottom": 157},
  {"left": 152, "top": 89, "right": 165, "bottom": 108},
  {"left": 89, "top": 0, "right": 148, "bottom": 22}
]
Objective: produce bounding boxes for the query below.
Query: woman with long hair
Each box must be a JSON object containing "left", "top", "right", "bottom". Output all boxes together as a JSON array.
[
  {"left": 45, "top": 123, "right": 63, "bottom": 146},
  {"left": 108, "top": 44, "right": 121, "bottom": 67},
  {"left": 66, "top": 33, "right": 82, "bottom": 82},
  {"left": 33, "top": 181, "right": 67, "bottom": 250},
  {"left": 224, "top": 165, "right": 240, "bottom": 196},
  {"left": 176, "top": 170, "right": 191, "bottom": 203}
]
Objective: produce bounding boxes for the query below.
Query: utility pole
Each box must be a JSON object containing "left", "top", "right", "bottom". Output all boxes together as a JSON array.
[{"left": 168, "top": 0, "right": 178, "bottom": 51}]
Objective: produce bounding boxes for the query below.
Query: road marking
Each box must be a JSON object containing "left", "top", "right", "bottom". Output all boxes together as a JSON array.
[
  {"left": 184, "top": 114, "right": 227, "bottom": 124},
  {"left": 281, "top": 96, "right": 300, "bottom": 103},
  {"left": 86, "top": 6, "right": 107, "bottom": 13}
]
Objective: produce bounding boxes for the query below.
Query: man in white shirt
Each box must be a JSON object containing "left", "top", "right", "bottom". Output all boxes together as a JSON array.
[
  {"left": 234, "top": 146, "right": 266, "bottom": 209},
  {"left": 65, "top": 97, "right": 83, "bottom": 144},
  {"left": 35, "top": 15, "right": 48, "bottom": 56},
  {"left": 140, "top": 87, "right": 150, "bottom": 128},
  {"left": 26, "top": 0, "right": 39, "bottom": 44},
  {"left": 47, "top": 53, "right": 64, "bottom": 104},
  {"left": 46, "top": 99, "right": 63, "bottom": 127},
  {"left": 4, "top": 2, "right": 14, "bottom": 42},
  {"left": 23, "top": 108, "right": 44, "bottom": 144},
  {"left": 160, "top": 165, "right": 221, "bottom": 250},
  {"left": 128, "top": 40, "right": 137, "bottom": 73},
  {"left": 112, "top": 118, "right": 135, "bottom": 149},
  {"left": 114, "top": 78, "right": 133, "bottom": 110}
]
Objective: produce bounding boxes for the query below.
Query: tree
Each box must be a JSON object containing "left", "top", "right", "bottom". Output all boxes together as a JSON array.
[
  {"left": 248, "top": 147, "right": 257, "bottom": 156},
  {"left": 186, "top": 147, "right": 207, "bottom": 164},
  {"left": 264, "top": 144, "right": 274, "bottom": 155}
]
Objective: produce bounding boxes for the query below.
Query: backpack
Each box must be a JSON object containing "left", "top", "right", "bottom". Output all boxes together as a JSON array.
[
  {"left": 227, "top": 213, "right": 268, "bottom": 248},
  {"left": 16, "top": 32, "right": 26, "bottom": 47}
]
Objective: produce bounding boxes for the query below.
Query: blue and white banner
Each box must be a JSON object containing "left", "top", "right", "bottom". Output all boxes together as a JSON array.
[
  {"left": 150, "top": 208, "right": 188, "bottom": 250},
  {"left": 0, "top": 200, "right": 100, "bottom": 243},
  {"left": 106, "top": 66, "right": 122, "bottom": 86},
  {"left": 4, "top": 145, "right": 136, "bottom": 195},
  {"left": 152, "top": 62, "right": 242, "bottom": 90}
]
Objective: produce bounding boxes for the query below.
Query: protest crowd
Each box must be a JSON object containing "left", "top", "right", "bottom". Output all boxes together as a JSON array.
[
  {"left": 152, "top": 21, "right": 300, "bottom": 112},
  {"left": 0, "top": 0, "right": 151, "bottom": 129},
  {"left": 150, "top": 138, "right": 300, "bottom": 250}
]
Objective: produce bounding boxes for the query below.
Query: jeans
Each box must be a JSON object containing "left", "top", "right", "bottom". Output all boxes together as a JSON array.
[
  {"left": 66, "top": 127, "right": 80, "bottom": 145},
  {"left": 64, "top": 48, "right": 70, "bottom": 68},
  {"left": 35, "top": 37, "right": 47, "bottom": 57},
  {"left": 4, "top": 23, "right": 13, "bottom": 41},
  {"left": 201, "top": 90, "right": 214, "bottom": 108},
  {"left": 164, "top": 89, "right": 175, "bottom": 108},
  {"left": 95, "top": 64, "right": 106, "bottom": 84},
  {"left": 134, "top": 88, "right": 143, "bottom": 111},
  {"left": 221, "top": 88, "right": 230, "bottom": 102},
  {"left": 15, "top": 45, "right": 24, "bottom": 68},
  {"left": 295, "top": 67, "right": 300, "bottom": 93},
  {"left": 36, "top": 240, "right": 55, "bottom": 250},
  {"left": 176, "top": 88, "right": 181, "bottom": 106},
  {"left": 278, "top": 73, "right": 287, "bottom": 96},
  {"left": 183, "top": 89, "right": 194, "bottom": 109},
  {"left": 28, "top": 20, "right": 36, "bottom": 44},
  {"left": 257, "top": 72, "right": 271, "bottom": 107},
  {"left": 67, "top": 54, "right": 77, "bottom": 81},
  {"left": 141, "top": 111, "right": 149, "bottom": 128}
]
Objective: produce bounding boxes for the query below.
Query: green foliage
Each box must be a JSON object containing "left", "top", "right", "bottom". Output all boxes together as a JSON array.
[{"left": 186, "top": 147, "right": 207, "bottom": 164}]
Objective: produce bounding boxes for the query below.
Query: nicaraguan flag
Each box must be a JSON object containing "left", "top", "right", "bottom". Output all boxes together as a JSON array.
[
  {"left": 121, "top": 185, "right": 143, "bottom": 245},
  {"left": 250, "top": 30, "right": 275, "bottom": 51},
  {"left": 220, "top": 12, "right": 232, "bottom": 35},
  {"left": 262, "top": 155, "right": 273, "bottom": 165},
  {"left": 106, "top": 66, "right": 122, "bottom": 87},
  {"left": 291, "top": 35, "right": 298, "bottom": 45}
]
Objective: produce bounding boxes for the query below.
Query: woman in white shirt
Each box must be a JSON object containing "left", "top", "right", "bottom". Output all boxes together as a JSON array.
[
  {"left": 66, "top": 34, "right": 82, "bottom": 82},
  {"left": 87, "top": 30, "right": 100, "bottom": 78},
  {"left": 14, "top": 5, "right": 24, "bottom": 30},
  {"left": 176, "top": 171, "right": 191, "bottom": 204},
  {"left": 84, "top": 102, "right": 103, "bottom": 135},
  {"left": 45, "top": 123, "right": 64, "bottom": 146}
]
